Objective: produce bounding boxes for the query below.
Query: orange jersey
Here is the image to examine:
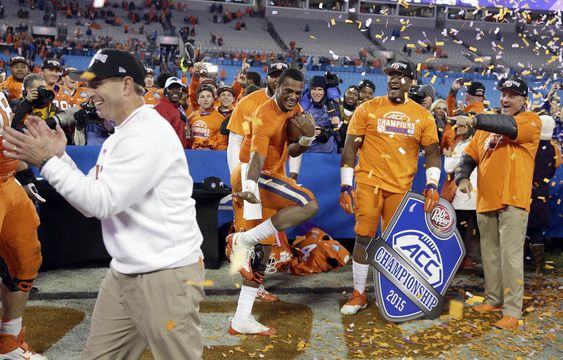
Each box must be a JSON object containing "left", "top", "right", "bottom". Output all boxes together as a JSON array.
[
  {"left": 45, "top": 84, "right": 72, "bottom": 110},
  {"left": 347, "top": 96, "right": 438, "bottom": 193},
  {"left": 188, "top": 108, "right": 227, "bottom": 150},
  {"left": 0, "top": 76, "right": 24, "bottom": 101},
  {"left": 227, "top": 88, "right": 269, "bottom": 136},
  {"left": 464, "top": 111, "right": 541, "bottom": 213},
  {"left": 0, "top": 93, "right": 18, "bottom": 176},
  {"left": 144, "top": 87, "right": 163, "bottom": 105},
  {"left": 64, "top": 87, "right": 88, "bottom": 107},
  {"left": 239, "top": 98, "right": 302, "bottom": 176}
]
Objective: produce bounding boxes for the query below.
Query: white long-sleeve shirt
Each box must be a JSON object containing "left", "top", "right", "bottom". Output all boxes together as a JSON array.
[
  {"left": 41, "top": 105, "right": 203, "bottom": 274},
  {"left": 444, "top": 138, "right": 477, "bottom": 211}
]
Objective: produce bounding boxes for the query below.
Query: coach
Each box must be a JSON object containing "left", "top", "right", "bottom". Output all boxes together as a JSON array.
[
  {"left": 3, "top": 49, "right": 205, "bottom": 358},
  {"left": 454, "top": 77, "right": 540, "bottom": 330}
]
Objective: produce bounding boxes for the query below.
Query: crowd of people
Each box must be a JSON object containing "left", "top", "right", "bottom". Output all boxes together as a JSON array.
[{"left": 0, "top": 1, "right": 561, "bottom": 358}]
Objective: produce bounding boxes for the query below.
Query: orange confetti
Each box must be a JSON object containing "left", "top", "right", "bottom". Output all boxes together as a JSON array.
[{"left": 166, "top": 320, "right": 176, "bottom": 332}]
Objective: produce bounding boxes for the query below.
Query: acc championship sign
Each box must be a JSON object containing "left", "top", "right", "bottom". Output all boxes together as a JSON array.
[{"left": 366, "top": 192, "right": 465, "bottom": 322}]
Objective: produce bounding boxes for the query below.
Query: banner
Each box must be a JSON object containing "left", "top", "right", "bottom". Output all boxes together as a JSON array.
[{"left": 366, "top": 193, "right": 465, "bottom": 322}]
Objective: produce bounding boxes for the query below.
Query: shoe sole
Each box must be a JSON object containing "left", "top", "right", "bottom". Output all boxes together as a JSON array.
[{"left": 228, "top": 325, "right": 277, "bottom": 336}]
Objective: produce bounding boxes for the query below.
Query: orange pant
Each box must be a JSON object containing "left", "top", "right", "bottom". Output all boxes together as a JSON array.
[
  {"left": 0, "top": 177, "right": 42, "bottom": 282},
  {"left": 354, "top": 182, "right": 405, "bottom": 238},
  {"left": 231, "top": 165, "right": 315, "bottom": 245}
]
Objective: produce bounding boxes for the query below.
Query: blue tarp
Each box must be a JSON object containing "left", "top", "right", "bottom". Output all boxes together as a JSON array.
[{"left": 62, "top": 146, "right": 562, "bottom": 239}]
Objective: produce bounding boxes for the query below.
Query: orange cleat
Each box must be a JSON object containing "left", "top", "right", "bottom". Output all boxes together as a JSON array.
[
  {"left": 493, "top": 316, "right": 520, "bottom": 330},
  {"left": 340, "top": 290, "right": 368, "bottom": 315}
]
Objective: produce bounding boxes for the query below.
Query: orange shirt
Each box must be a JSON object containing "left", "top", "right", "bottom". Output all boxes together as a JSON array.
[
  {"left": 188, "top": 108, "right": 227, "bottom": 150},
  {"left": 67, "top": 87, "right": 88, "bottom": 107},
  {"left": 144, "top": 87, "right": 163, "bottom": 106},
  {"left": 45, "top": 84, "right": 73, "bottom": 110},
  {"left": 347, "top": 96, "right": 439, "bottom": 193},
  {"left": 464, "top": 111, "right": 541, "bottom": 213},
  {"left": 446, "top": 92, "right": 485, "bottom": 117},
  {"left": 0, "top": 93, "right": 18, "bottom": 176},
  {"left": 0, "top": 76, "right": 24, "bottom": 102},
  {"left": 227, "top": 88, "right": 269, "bottom": 136},
  {"left": 239, "top": 98, "right": 303, "bottom": 176}
]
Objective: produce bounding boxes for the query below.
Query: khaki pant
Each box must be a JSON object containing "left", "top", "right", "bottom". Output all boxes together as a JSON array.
[
  {"left": 82, "top": 262, "right": 205, "bottom": 360},
  {"left": 477, "top": 206, "right": 528, "bottom": 319}
]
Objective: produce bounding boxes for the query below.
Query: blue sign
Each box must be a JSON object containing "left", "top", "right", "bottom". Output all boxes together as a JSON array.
[{"left": 366, "top": 192, "right": 465, "bottom": 322}]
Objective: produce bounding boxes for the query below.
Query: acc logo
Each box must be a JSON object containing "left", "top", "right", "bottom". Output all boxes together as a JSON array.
[
  {"left": 390, "top": 62, "right": 407, "bottom": 70},
  {"left": 503, "top": 80, "right": 520, "bottom": 88},
  {"left": 384, "top": 111, "right": 408, "bottom": 121},
  {"left": 392, "top": 230, "right": 443, "bottom": 287}
]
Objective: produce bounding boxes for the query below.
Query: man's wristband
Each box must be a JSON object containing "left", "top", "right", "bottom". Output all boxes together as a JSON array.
[
  {"left": 340, "top": 166, "right": 354, "bottom": 186},
  {"left": 243, "top": 179, "right": 258, "bottom": 194}
]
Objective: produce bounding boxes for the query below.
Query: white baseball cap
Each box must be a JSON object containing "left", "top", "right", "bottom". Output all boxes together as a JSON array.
[{"left": 164, "top": 77, "right": 186, "bottom": 89}]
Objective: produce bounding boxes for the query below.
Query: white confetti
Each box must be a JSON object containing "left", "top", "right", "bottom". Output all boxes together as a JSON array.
[
  {"left": 398, "top": 147, "right": 406, "bottom": 155},
  {"left": 272, "top": 10, "right": 278, "bottom": 15},
  {"left": 366, "top": 18, "right": 372, "bottom": 27}
]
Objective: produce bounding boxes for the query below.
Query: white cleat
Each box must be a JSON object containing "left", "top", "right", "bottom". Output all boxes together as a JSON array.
[
  {"left": 0, "top": 329, "right": 48, "bottom": 359},
  {"left": 227, "top": 233, "right": 254, "bottom": 280},
  {"left": 340, "top": 290, "right": 368, "bottom": 315},
  {"left": 228, "top": 316, "right": 277, "bottom": 336}
]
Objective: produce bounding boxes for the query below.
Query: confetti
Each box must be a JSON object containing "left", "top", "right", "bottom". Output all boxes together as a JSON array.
[
  {"left": 431, "top": 75, "right": 437, "bottom": 84},
  {"left": 449, "top": 300, "right": 464, "bottom": 319},
  {"left": 186, "top": 279, "right": 214, "bottom": 287},
  {"left": 398, "top": 147, "right": 406, "bottom": 155},
  {"left": 165, "top": 320, "right": 176, "bottom": 332}
]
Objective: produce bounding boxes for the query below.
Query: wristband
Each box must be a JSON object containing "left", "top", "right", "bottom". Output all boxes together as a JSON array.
[
  {"left": 298, "top": 135, "right": 315, "bottom": 147},
  {"left": 340, "top": 166, "right": 354, "bottom": 186},
  {"left": 243, "top": 179, "right": 257, "bottom": 194},
  {"left": 425, "top": 167, "right": 441, "bottom": 186}
]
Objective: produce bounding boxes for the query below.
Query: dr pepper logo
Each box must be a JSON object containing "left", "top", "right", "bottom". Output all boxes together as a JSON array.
[{"left": 429, "top": 204, "right": 454, "bottom": 234}]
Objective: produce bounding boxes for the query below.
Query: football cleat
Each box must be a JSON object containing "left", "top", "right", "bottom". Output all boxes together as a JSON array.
[
  {"left": 340, "top": 290, "right": 368, "bottom": 315},
  {"left": 227, "top": 233, "right": 254, "bottom": 280},
  {"left": 228, "top": 316, "right": 277, "bottom": 336},
  {"left": 0, "top": 328, "right": 48, "bottom": 359}
]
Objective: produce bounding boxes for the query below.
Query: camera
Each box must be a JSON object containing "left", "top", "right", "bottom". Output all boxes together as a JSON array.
[
  {"left": 316, "top": 125, "right": 340, "bottom": 144},
  {"left": 324, "top": 71, "right": 342, "bottom": 88},
  {"left": 408, "top": 85, "right": 425, "bottom": 105},
  {"left": 27, "top": 86, "right": 55, "bottom": 107},
  {"left": 73, "top": 101, "right": 102, "bottom": 131}
]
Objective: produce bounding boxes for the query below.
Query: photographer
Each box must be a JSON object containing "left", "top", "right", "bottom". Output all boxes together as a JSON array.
[
  {"left": 11, "top": 73, "right": 69, "bottom": 140},
  {"left": 72, "top": 100, "right": 114, "bottom": 146},
  {"left": 299, "top": 75, "right": 340, "bottom": 153}
]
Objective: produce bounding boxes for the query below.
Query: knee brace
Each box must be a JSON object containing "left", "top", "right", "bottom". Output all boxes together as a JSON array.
[
  {"left": 0, "top": 257, "right": 35, "bottom": 293},
  {"left": 249, "top": 244, "right": 271, "bottom": 284}
]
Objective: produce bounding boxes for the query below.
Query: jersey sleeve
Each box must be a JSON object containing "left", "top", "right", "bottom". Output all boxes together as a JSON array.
[
  {"left": 227, "top": 98, "right": 248, "bottom": 136},
  {"left": 420, "top": 109, "right": 439, "bottom": 147},
  {"left": 346, "top": 102, "right": 368, "bottom": 136},
  {"left": 513, "top": 112, "right": 541, "bottom": 145}
]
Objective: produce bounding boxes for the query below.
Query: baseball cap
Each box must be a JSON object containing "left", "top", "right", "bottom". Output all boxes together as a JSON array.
[
  {"left": 384, "top": 61, "right": 416, "bottom": 79},
  {"left": 467, "top": 81, "right": 485, "bottom": 97},
  {"left": 74, "top": 49, "right": 146, "bottom": 87},
  {"left": 9, "top": 56, "right": 28, "bottom": 67},
  {"left": 63, "top": 67, "right": 78, "bottom": 76},
  {"left": 497, "top": 77, "right": 528, "bottom": 97},
  {"left": 217, "top": 85, "right": 235, "bottom": 96},
  {"left": 267, "top": 61, "right": 289, "bottom": 76},
  {"left": 42, "top": 58, "right": 62, "bottom": 70},
  {"left": 420, "top": 84, "right": 436, "bottom": 100},
  {"left": 145, "top": 67, "right": 154, "bottom": 75},
  {"left": 358, "top": 79, "right": 375, "bottom": 91},
  {"left": 164, "top": 77, "right": 186, "bottom": 89}
]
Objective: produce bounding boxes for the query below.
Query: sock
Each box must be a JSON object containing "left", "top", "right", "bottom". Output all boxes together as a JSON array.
[
  {"left": 240, "top": 219, "right": 277, "bottom": 245},
  {"left": 1, "top": 317, "right": 22, "bottom": 336},
  {"left": 233, "top": 285, "right": 258, "bottom": 324},
  {"left": 352, "top": 261, "right": 370, "bottom": 294}
]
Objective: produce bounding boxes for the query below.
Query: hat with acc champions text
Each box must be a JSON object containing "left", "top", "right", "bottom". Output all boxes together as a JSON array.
[{"left": 72, "top": 49, "right": 146, "bottom": 87}]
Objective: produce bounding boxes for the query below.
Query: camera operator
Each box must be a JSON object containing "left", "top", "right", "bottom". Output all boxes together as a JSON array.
[
  {"left": 338, "top": 85, "right": 359, "bottom": 152},
  {"left": 299, "top": 75, "right": 340, "bottom": 154},
  {"left": 72, "top": 100, "right": 114, "bottom": 146}
]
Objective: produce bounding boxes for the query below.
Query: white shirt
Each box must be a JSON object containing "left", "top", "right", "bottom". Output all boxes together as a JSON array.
[
  {"left": 444, "top": 138, "right": 477, "bottom": 211},
  {"left": 41, "top": 105, "right": 203, "bottom": 274}
]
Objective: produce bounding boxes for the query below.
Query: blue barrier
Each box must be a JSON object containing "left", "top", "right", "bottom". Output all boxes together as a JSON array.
[{"left": 63, "top": 146, "right": 562, "bottom": 239}]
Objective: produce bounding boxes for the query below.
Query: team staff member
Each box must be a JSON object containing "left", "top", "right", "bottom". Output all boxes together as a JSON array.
[
  {"left": 228, "top": 69, "right": 318, "bottom": 336},
  {"left": 0, "top": 56, "right": 29, "bottom": 101},
  {"left": 154, "top": 77, "right": 189, "bottom": 148},
  {"left": 4, "top": 49, "right": 205, "bottom": 358},
  {"left": 455, "top": 77, "right": 541, "bottom": 330},
  {"left": 143, "top": 67, "right": 161, "bottom": 105},
  {"left": 61, "top": 67, "right": 88, "bottom": 107},
  {"left": 339, "top": 61, "right": 441, "bottom": 315},
  {"left": 443, "top": 80, "right": 487, "bottom": 150},
  {"left": 0, "top": 92, "right": 45, "bottom": 359},
  {"left": 41, "top": 58, "right": 73, "bottom": 110},
  {"left": 225, "top": 61, "right": 289, "bottom": 303}
]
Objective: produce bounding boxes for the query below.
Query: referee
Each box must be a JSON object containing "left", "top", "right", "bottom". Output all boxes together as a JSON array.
[{"left": 3, "top": 49, "right": 205, "bottom": 359}]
